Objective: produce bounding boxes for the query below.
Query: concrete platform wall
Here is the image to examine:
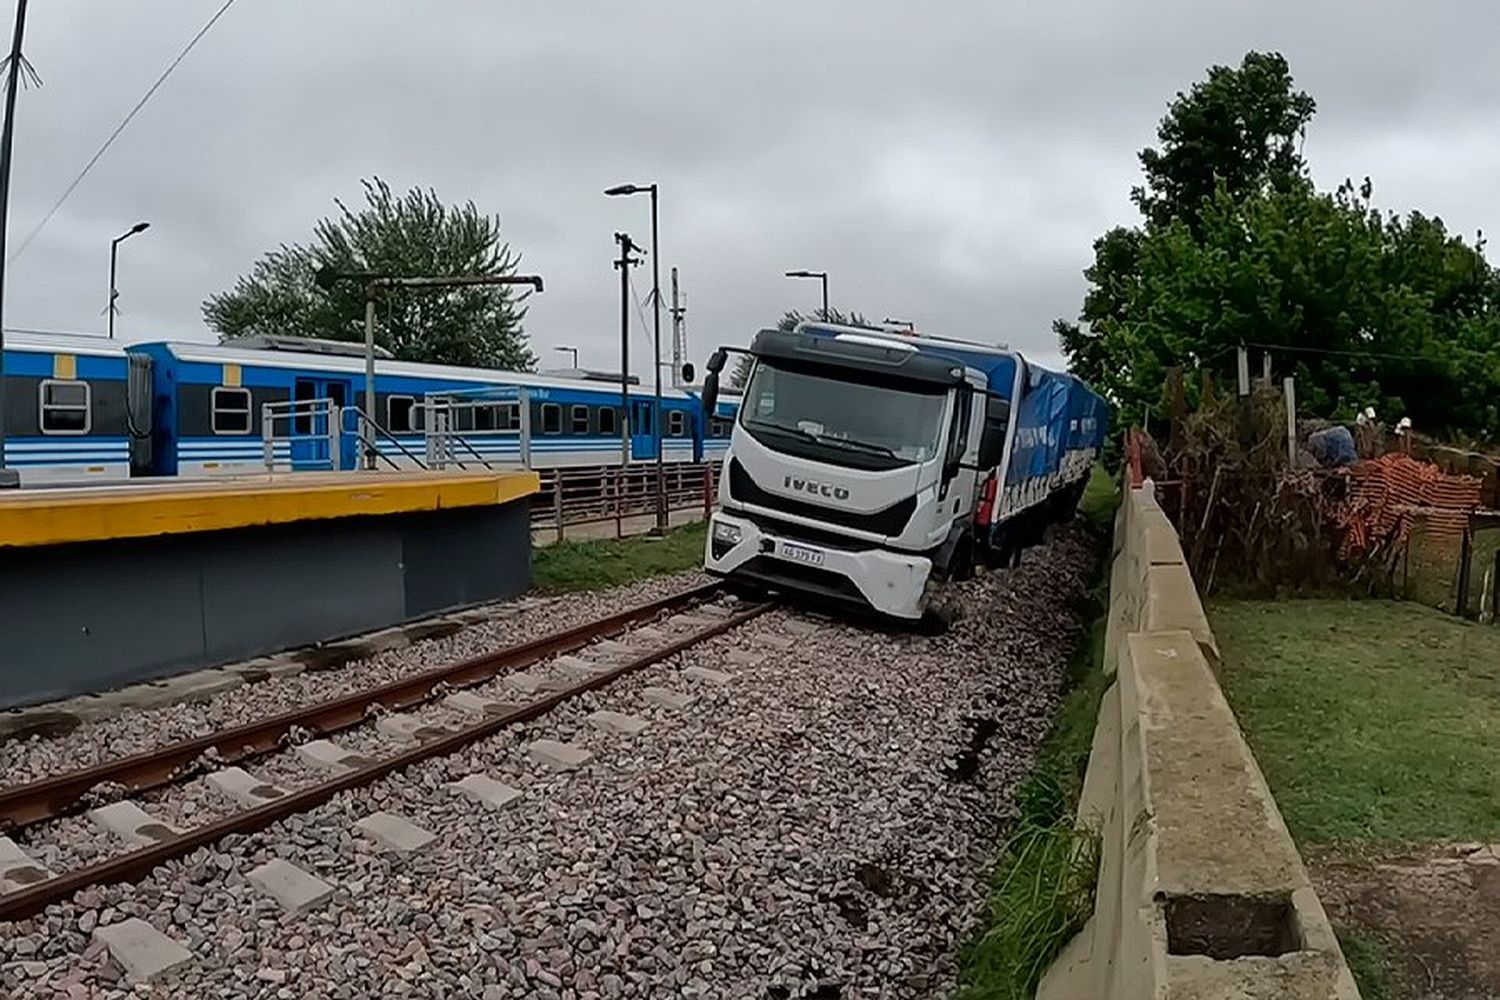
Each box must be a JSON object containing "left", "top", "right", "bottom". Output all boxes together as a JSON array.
[
  {"left": 0, "top": 501, "right": 532, "bottom": 710},
  {"left": 1039, "top": 484, "right": 1361, "bottom": 1000}
]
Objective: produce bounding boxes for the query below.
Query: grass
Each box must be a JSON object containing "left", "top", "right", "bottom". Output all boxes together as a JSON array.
[
  {"left": 1078, "top": 464, "right": 1120, "bottom": 535},
  {"left": 957, "top": 469, "right": 1118, "bottom": 999},
  {"left": 531, "top": 520, "right": 706, "bottom": 594},
  {"left": 1209, "top": 598, "right": 1500, "bottom": 846},
  {"left": 1337, "top": 929, "right": 1392, "bottom": 1000}
]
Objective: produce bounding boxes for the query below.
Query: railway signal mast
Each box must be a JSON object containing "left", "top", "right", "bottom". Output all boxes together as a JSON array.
[{"left": 670, "top": 267, "right": 686, "bottom": 388}]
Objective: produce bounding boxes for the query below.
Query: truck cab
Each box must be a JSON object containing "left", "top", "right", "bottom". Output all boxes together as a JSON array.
[{"left": 701, "top": 323, "right": 1018, "bottom": 620}]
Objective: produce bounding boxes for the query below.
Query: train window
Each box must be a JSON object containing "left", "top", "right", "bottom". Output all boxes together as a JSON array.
[
  {"left": 597, "top": 406, "right": 618, "bottom": 436},
  {"left": 571, "top": 405, "right": 590, "bottom": 434},
  {"left": 667, "top": 409, "right": 687, "bottom": 437},
  {"left": 541, "top": 403, "right": 562, "bottom": 434},
  {"left": 212, "top": 387, "right": 252, "bottom": 435},
  {"left": 709, "top": 417, "right": 731, "bottom": 438},
  {"left": 498, "top": 403, "right": 520, "bottom": 431},
  {"left": 39, "top": 379, "right": 90, "bottom": 435},
  {"left": 387, "top": 395, "right": 416, "bottom": 434}
]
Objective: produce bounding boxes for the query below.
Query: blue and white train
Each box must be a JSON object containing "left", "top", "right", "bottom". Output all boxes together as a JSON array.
[
  {"left": 0, "top": 332, "right": 736, "bottom": 486},
  {"left": 0, "top": 333, "right": 137, "bottom": 485}
]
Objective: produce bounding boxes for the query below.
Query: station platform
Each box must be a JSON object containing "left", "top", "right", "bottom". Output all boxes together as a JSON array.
[{"left": 0, "top": 470, "right": 540, "bottom": 710}]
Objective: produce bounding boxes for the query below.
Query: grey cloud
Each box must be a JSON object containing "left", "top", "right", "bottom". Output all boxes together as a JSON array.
[{"left": 5, "top": 0, "right": 1498, "bottom": 376}]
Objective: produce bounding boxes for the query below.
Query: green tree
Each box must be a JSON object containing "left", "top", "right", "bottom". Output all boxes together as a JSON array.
[
  {"left": 1132, "top": 51, "right": 1316, "bottom": 228},
  {"left": 203, "top": 178, "right": 536, "bottom": 370},
  {"left": 1059, "top": 53, "right": 1500, "bottom": 440},
  {"left": 728, "top": 308, "right": 873, "bottom": 388}
]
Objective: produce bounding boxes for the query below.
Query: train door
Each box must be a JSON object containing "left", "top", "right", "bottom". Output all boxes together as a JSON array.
[
  {"left": 290, "top": 376, "right": 353, "bottom": 470},
  {"left": 629, "top": 399, "right": 658, "bottom": 462}
]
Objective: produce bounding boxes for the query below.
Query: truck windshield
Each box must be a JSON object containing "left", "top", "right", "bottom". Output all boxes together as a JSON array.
[{"left": 739, "top": 359, "right": 948, "bottom": 470}]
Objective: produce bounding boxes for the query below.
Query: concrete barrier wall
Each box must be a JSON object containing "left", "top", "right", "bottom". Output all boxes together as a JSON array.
[{"left": 1039, "top": 484, "right": 1361, "bottom": 1000}]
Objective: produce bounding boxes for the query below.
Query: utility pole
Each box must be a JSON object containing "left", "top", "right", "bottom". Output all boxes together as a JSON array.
[
  {"left": 670, "top": 266, "right": 685, "bottom": 387},
  {"left": 0, "top": 0, "right": 31, "bottom": 487},
  {"left": 615, "top": 232, "right": 643, "bottom": 537}
]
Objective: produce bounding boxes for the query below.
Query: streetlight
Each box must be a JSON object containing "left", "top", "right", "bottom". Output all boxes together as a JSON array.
[
  {"left": 605, "top": 182, "right": 667, "bottom": 532},
  {"left": 785, "top": 270, "right": 829, "bottom": 320},
  {"left": 553, "top": 345, "right": 579, "bottom": 369},
  {"left": 108, "top": 222, "right": 151, "bottom": 339}
]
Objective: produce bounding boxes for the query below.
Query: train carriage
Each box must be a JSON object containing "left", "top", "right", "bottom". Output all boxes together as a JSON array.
[
  {"left": 0, "top": 332, "right": 134, "bottom": 486},
  {"left": 132, "top": 339, "right": 710, "bottom": 476}
]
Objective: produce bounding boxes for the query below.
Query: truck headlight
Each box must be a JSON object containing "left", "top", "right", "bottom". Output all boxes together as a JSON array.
[{"left": 712, "top": 520, "right": 742, "bottom": 546}]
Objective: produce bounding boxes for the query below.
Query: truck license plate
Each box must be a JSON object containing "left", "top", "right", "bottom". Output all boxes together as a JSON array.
[{"left": 779, "top": 542, "right": 825, "bottom": 566}]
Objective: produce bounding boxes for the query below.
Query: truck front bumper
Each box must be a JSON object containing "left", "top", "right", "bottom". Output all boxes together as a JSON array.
[{"left": 704, "top": 510, "right": 932, "bottom": 620}]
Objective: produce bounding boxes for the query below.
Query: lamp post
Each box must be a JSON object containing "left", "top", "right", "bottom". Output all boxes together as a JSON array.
[
  {"left": 554, "top": 345, "right": 579, "bottom": 369},
  {"left": 785, "top": 270, "right": 829, "bottom": 320},
  {"left": 613, "top": 232, "right": 644, "bottom": 538},
  {"left": 108, "top": 222, "right": 151, "bottom": 339},
  {"left": 314, "top": 267, "right": 544, "bottom": 469},
  {"left": 0, "top": 0, "right": 32, "bottom": 487},
  {"left": 605, "top": 182, "right": 667, "bottom": 532}
]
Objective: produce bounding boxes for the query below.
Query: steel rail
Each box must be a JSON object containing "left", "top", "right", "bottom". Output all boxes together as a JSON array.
[
  {"left": 0, "top": 600, "right": 771, "bottom": 922},
  {"left": 0, "top": 581, "right": 724, "bottom": 834}
]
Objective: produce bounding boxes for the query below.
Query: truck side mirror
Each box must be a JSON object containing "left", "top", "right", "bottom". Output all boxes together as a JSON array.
[
  {"left": 680, "top": 362, "right": 695, "bottom": 384},
  {"left": 705, "top": 349, "right": 728, "bottom": 375},
  {"left": 702, "top": 372, "right": 720, "bottom": 414}
]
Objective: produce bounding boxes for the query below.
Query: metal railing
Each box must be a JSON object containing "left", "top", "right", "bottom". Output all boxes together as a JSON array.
[
  {"left": 420, "top": 387, "right": 529, "bottom": 471},
  {"left": 342, "top": 407, "right": 429, "bottom": 471},
  {"left": 261, "top": 398, "right": 341, "bottom": 472},
  {"left": 532, "top": 462, "right": 720, "bottom": 541}
]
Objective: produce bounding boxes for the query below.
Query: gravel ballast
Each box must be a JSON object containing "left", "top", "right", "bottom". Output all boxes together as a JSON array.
[
  {"left": 0, "top": 571, "right": 709, "bottom": 787},
  {"left": 0, "top": 527, "right": 1096, "bottom": 998}
]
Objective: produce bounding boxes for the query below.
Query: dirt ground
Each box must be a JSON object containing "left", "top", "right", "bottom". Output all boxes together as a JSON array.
[{"left": 1310, "top": 843, "right": 1500, "bottom": 1000}]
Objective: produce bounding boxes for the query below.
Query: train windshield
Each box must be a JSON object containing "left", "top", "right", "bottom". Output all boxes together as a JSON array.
[{"left": 739, "top": 358, "right": 948, "bottom": 470}]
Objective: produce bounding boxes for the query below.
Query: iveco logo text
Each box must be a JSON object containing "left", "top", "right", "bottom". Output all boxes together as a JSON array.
[{"left": 784, "top": 475, "right": 850, "bottom": 500}]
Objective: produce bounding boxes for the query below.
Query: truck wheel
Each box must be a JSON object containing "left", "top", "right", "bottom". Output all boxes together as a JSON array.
[{"left": 950, "top": 537, "right": 975, "bottom": 582}]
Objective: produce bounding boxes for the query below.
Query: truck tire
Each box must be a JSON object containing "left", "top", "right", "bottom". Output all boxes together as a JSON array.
[{"left": 950, "top": 536, "right": 975, "bottom": 582}]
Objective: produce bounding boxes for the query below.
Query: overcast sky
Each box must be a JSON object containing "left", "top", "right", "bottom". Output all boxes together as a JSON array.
[{"left": 6, "top": 1, "right": 1498, "bottom": 375}]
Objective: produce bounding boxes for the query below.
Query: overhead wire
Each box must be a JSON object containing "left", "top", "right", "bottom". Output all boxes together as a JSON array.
[
  {"left": 1241, "top": 340, "right": 1496, "bottom": 367},
  {"left": 626, "top": 270, "right": 660, "bottom": 373},
  {"left": 9, "top": 0, "right": 239, "bottom": 264}
]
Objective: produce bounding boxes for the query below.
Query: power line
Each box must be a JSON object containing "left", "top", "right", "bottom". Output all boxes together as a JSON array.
[
  {"left": 8, "top": 0, "right": 238, "bottom": 264},
  {"left": 1241, "top": 340, "right": 1497, "bottom": 367},
  {"left": 626, "top": 271, "right": 658, "bottom": 366}
]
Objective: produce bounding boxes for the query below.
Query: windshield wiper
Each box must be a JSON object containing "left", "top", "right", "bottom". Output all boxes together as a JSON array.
[
  {"left": 743, "top": 418, "right": 819, "bottom": 444},
  {"left": 745, "top": 419, "right": 900, "bottom": 460},
  {"left": 812, "top": 434, "right": 898, "bottom": 460}
]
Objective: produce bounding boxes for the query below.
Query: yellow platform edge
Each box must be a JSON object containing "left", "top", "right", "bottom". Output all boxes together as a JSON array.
[{"left": 0, "top": 471, "right": 541, "bottom": 548}]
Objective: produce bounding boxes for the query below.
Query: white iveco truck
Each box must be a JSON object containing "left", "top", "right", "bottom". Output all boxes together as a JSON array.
[{"left": 696, "top": 321, "right": 1106, "bottom": 621}]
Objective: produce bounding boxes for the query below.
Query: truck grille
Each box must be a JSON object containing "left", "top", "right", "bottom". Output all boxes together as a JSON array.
[{"left": 728, "top": 459, "right": 915, "bottom": 537}]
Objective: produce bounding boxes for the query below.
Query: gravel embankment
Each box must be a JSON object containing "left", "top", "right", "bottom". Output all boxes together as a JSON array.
[
  {"left": 0, "top": 571, "right": 708, "bottom": 787},
  {"left": 0, "top": 528, "right": 1094, "bottom": 999}
]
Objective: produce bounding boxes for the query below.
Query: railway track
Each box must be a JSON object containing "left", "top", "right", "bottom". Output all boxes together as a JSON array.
[{"left": 0, "top": 583, "right": 771, "bottom": 922}]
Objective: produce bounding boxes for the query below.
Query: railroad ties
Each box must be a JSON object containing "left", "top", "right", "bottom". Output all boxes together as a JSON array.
[{"left": 0, "top": 581, "right": 783, "bottom": 987}]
